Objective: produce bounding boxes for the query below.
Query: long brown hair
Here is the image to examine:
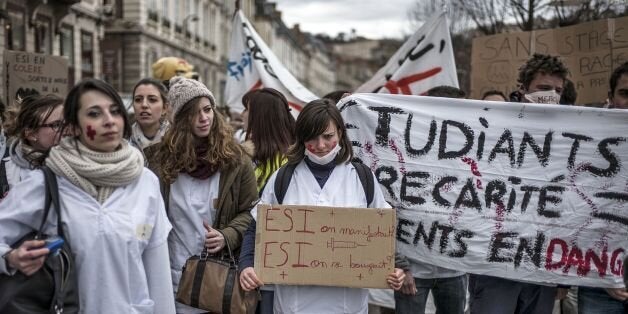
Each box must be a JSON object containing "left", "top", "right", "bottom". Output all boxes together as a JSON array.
[
  {"left": 287, "top": 98, "right": 353, "bottom": 165},
  {"left": 157, "top": 96, "right": 244, "bottom": 185},
  {"left": 243, "top": 88, "right": 295, "bottom": 185}
]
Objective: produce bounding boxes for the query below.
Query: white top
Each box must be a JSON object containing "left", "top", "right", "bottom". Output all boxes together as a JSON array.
[
  {"left": 0, "top": 168, "right": 175, "bottom": 314},
  {"left": 254, "top": 161, "right": 390, "bottom": 314},
  {"left": 4, "top": 158, "right": 33, "bottom": 189},
  {"left": 168, "top": 172, "right": 221, "bottom": 314}
]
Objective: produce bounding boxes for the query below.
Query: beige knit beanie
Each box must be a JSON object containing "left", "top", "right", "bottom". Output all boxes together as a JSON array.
[{"left": 168, "top": 76, "right": 216, "bottom": 117}]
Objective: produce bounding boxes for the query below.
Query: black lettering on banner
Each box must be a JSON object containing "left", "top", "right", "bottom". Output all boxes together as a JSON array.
[
  {"left": 506, "top": 176, "right": 522, "bottom": 212},
  {"left": 584, "top": 137, "right": 625, "bottom": 177},
  {"left": 396, "top": 218, "right": 415, "bottom": 244},
  {"left": 537, "top": 185, "right": 565, "bottom": 218},
  {"left": 520, "top": 185, "right": 540, "bottom": 213},
  {"left": 375, "top": 166, "right": 398, "bottom": 201},
  {"left": 243, "top": 23, "right": 278, "bottom": 79},
  {"left": 489, "top": 129, "right": 516, "bottom": 167},
  {"left": 517, "top": 131, "right": 553, "bottom": 167},
  {"left": 449, "top": 230, "right": 474, "bottom": 258},
  {"left": 514, "top": 232, "right": 545, "bottom": 268},
  {"left": 454, "top": 178, "right": 482, "bottom": 211},
  {"left": 413, "top": 221, "right": 438, "bottom": 249},
  {"left": 438, "top": 120, "right": 474, "bottom": 159},
  {"left": 405, "top": 115, "right": 437, "bottom": 157},
  {"left": 593, "top": 191, "right": 628, "bottom": 226},
  {"left": 477, "top": 117, "right": 489, "bottom": 161},
  {"left": 488, "top": 232, "right": 518, "bottom": 263},
  {"left": 437, "top": 224, "right": 454, "bottom": 254},
  {"left": 432, "top": 176, "right": 457, "bottom": 207},
  {"left": 369, "top": 107, "right": 406, "bottom": 146},
  {"left": 401, "top": 171, "right": 430, "bottom": 205},
  {"left": 562, "top": 132, "right": 593, "bottom": 169},
  {"left": 485, "top": 180, "right": 507, "bottom": 209}
]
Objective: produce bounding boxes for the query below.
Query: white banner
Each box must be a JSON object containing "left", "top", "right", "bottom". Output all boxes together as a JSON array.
[
  {"left": 224, "top": 11, "right": 318, "bottom": 116},
  {"left": 341, "top": 94, "right": 628, "bottom": 288},
  {"left": 356, "top": 12, "right": 459, "bottom": 94}
]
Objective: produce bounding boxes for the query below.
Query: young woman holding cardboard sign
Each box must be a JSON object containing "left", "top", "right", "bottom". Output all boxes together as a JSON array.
[{"left": 239, "top": 99, "right": 405, "bottom": 314}]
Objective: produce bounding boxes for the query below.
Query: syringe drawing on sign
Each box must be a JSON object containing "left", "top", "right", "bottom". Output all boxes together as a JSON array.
[{"left": 327, "top": 237, "right": 367, "bottom": 251}]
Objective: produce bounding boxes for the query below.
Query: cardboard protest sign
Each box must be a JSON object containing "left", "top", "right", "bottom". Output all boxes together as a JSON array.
[
  {"left": 4, "top": 50, "right": 68, "bottom": 105},
  {"left": 471, "top": 16, "right": 628, "bottom": 104},
  {"left": 356, "top": 11, "right": 459, "bottom": 94},
  {"left": 341, "top": 94, "right": 627, "bottom": 288},
  {"left": 255, "top": 204, "right": 395, "bottom": 288},
  {"left": 224, "top": 11, "right": 318, "bottom": 117}
]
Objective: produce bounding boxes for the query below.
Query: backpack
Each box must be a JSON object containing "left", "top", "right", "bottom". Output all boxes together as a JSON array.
[{"left": 274, "top": 161, "right": 374, "bottom": 205}]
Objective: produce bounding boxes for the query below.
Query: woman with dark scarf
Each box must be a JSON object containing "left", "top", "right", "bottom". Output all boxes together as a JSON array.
[
  {"left": 155, "top": 76, "right": 258, "bottom": 313},
  {"left": 1, "top": 94, "right": 64, "bottom": 197}
]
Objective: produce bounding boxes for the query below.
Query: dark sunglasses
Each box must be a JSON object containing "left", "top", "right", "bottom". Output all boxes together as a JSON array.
[{"left": 40, "top": 120, "right": 65, "bottom": 131}]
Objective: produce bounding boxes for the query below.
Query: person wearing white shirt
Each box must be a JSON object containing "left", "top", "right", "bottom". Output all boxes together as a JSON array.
[
  {"left": 239, "top": 99, "right": 406, "bottom": 314},
  {"left": 0, "top": 78, "right": 175, "bottom": 313}
]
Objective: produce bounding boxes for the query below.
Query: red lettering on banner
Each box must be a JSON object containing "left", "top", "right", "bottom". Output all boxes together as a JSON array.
[
  {"left": 383, "top": 67, "right": 442, "bottom": 95},
  {"left": 545, "top": 238, "right": 569, "bottom": 270},
  {"left": 610, "top": 248, "right": 624, "bottom": 276}
]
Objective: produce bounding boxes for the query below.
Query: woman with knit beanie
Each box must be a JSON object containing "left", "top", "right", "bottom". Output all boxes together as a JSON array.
[
  {"left": 0, "top": 78, "right": 176, "bottom": 313},
  {"left": 129, "top": 78, "right": 170, "bottom": 170},
  {"left": 1, "top": 94, "right": 64, "bottom": 196},
  {"left": 154, "top": 76, "right": 257, "bottom": 313}
]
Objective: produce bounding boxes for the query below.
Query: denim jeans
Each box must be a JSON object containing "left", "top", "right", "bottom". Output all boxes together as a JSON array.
[
  {"left": 578, "top": 286, "right": 627, "bottom": 314},
  {"left": 468, "top": 275, "right": 556, "bottom": 314},
  {"left": 394, "top": 275, "right": 466, "bottom": 314}
]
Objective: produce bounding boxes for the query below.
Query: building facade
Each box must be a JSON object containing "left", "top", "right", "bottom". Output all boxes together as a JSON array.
[
  {"left": 0, "top": 0, "right": 104, "bottom": 102},
  {"left": 102, "top": 0, "right": 255, "bottom": 105}
]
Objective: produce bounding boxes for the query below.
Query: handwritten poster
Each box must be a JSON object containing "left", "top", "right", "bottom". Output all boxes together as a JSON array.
[
  {"left": 4, "top": 50, "right": 68, "bottom": 106},
  {"left": 255, "top": 204, "right": 396, "bottom": 289},
  {"left": 341, "top": 93, "right": 627, "bottom": 288},
  {"left": 471, "top": 16, "right": 628, "bottom": 104}
]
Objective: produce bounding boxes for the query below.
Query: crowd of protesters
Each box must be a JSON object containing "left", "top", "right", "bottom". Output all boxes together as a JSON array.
[{"left": 0, "top": 52, "right": 625, "bottom": 314}]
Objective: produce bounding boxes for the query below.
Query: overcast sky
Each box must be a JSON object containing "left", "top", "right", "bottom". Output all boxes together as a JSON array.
[{"left": 272, "top": 0, "right": 417, "bottom": 40}]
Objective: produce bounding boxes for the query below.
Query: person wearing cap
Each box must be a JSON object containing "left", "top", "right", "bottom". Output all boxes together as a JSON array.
[{"left": 152, "top": 76, "right": 258, "bottom": 313}]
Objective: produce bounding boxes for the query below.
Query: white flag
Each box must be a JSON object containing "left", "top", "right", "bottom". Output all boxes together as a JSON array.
[
  {"left": 224, "top": 11, "right": 318, "bottom": 116},
  {"left": 356, "top": 12, "right": 459, "bottom": 94}
]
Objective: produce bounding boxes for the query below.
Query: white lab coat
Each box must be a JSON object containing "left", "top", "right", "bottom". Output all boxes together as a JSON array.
[
  {"left": 253, "top": 161, "right": 391, "bottom": 314},
  {"left": 0, "top": 168, "right": 175, "bottom": 314},
  {"left": 167, "top": 172, "right": 221, "bottom": 314},
  {"left": 4, "top": 158, "right": 33, "bottom": 189}
]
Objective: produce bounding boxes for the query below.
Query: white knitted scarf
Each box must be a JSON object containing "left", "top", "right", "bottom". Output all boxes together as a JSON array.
[
  {"left": 130, "top": 120, "right": 170, "bottom": 150},
  {"left": 46, "top": 137, "right": 144, "bottom": 204}
]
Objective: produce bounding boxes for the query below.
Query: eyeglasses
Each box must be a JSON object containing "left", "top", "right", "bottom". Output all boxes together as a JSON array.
[{"left": 40, "top": 120, "right": 65, "bottom": 131}]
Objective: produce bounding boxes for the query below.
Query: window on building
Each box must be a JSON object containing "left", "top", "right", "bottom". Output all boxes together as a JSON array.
[
  {"left": 6, "top": 6, "right": 26, "bottom": 51},
  {"left": 59, "top": 25, "right": 75, "bottom": 86},
  {"left": 60, "top": 25, "right": 74, "bottom": 62},
  {"left": 34, "top": 15, "right": 52, "bottom": 54},
  {"left": 81, "top": 31, "right": 94, "bottom": 78}
]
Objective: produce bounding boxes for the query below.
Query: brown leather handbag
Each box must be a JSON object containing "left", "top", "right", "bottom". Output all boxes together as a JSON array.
[{"left": 176, "top": 233, "right": 258, "bottom": 314}]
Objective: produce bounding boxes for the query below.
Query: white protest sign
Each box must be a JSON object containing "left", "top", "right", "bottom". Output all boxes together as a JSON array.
[
  {"left": 341, "top": 94, "right": 627, "bottom": 288},
  {"left": 224, "top": 11, "right": 318, "bottom": 116},
  {"left": 356, "top": 12, "right": 459, "bottom": 94}
]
